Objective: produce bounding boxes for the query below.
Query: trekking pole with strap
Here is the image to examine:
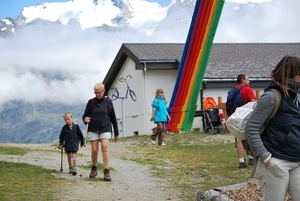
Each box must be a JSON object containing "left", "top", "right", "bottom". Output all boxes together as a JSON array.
[{"left": 80, "top": 123, "right": 89, "bottom": 179}]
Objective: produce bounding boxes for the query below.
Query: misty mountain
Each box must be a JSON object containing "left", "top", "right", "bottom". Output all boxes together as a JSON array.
[{"left": 0, "top": 101, "right": 86, "bottom": 143}]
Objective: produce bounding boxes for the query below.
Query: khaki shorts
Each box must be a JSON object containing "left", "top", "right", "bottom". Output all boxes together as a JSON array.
[{"left": 87, "top": 132, "right": 111, "bottom": 141}]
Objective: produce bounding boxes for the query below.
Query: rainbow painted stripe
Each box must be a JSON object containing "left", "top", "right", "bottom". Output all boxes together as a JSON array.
[{"left": 167, "top": 0, "right": 225, "bottom": 132}]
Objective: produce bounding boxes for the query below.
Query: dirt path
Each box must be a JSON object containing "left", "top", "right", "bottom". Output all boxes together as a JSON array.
[{"left": 0, "top": 142, "right": 180, "bottom": 201}]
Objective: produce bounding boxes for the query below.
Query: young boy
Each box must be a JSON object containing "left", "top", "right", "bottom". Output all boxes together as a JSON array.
[{"left": 59, "top": 112, "right": 85, "bottom": 175}]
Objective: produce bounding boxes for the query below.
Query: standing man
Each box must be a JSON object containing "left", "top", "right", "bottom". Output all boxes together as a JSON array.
[
  {"left": 82, "top": 83, "right": 119, "bottom": 181},
  {"left": 234, "top": 74, "right": 256, "bottom": 168}
]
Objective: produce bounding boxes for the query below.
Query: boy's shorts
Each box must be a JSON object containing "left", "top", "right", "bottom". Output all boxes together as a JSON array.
[
  {"left": 88, "top": 132, "right": 111, "bottom": 141},
  {"left": 66, "top": 151, "right": 77, "bottom": 154}
]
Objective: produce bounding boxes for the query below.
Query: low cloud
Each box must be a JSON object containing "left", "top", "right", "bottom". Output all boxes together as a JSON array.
[{"left": 0, "top": 0, "right": 299, "bottom": 106}]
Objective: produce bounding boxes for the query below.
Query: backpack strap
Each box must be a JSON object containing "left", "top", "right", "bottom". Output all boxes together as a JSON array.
[
  {"left": 250, "top": 88, "right": 281, "bottom": 178},
  {"left": 231, "top": 86, "right": 244, "bottom": 101},
  {"left": 105, "top": 96, "right": 112, "bottom": 113},
  {"left": 260, "top": 89, "right": 281, "bottom": 134}
]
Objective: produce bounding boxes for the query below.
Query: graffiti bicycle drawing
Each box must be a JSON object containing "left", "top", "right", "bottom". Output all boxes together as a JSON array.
[{"left": 108, "top": 75, "right": 137, "bottom": 101}]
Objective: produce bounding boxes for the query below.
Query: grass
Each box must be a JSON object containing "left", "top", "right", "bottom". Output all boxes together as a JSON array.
[
  {"left": 117, "top": 132, "right": 253, "bottom": 200},
  {"left": 0, "top": 161, "right": 69, "bottom": 201},
  {"left": 0, "top": 145, "right": 75, "bottom": 201},
  {"left": 0, "top": 146, "right": 28, "bottom": 155}
]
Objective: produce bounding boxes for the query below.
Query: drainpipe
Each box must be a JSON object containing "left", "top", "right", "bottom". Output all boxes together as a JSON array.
[{"left": 143, "top": 62, "right": 148, "bottom": 135}]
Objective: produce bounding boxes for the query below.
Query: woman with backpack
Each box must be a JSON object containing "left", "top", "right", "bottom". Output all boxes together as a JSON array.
[{"left": 246, "top": 56, "right": 300, "bottom": 201}]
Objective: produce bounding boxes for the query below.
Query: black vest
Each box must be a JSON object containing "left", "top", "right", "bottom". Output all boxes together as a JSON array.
[{"left": 262, "top": 87, "right": 300, "bottom": 162}]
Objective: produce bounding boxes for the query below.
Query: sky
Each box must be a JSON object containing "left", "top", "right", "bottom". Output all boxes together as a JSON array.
[
  {"left": 0, "top": 0, "right": 170, "bottom": 19},
  {"left": 0, "top": 0, "right": 67, "bottom": 19},
  {"left": 0, "top": 0, "right": 299, "bottom": 107}
]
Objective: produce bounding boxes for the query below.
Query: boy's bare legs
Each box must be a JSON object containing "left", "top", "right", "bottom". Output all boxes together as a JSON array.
[
  {"left": 71, "top": 153, "right": 77, "bottom": 175},
  {"left": 67, "top": 153, "right": 72, "bottom": 167},
  {"left": 71, "top": 153, "right": 77, "bottom": 167},
  {"left": 67, "top": 153, "right": 77, "bottom": 175},
  {"left": 67, "top": 153, "right": 72, "bottom": 173}
]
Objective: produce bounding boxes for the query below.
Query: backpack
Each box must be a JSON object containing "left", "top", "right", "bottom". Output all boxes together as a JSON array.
[
  {"left": 88, "top": 96, "right": 112, "bottom": 114},
  {"left": 226, "top": 89, "right": 281, "bottom": 141},
  {"left": 226, "top": 86, "right": 244, "bottom": 117}
]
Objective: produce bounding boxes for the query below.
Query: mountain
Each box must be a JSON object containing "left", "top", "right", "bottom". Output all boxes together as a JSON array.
[
  {"left": 0, "top": 0, "right": 197, "bottom": 37},
  {"left": 0, "top": 100, "right": 86, "bottom": 143}
]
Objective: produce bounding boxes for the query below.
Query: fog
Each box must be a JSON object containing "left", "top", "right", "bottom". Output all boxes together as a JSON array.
[{"left": 0, "top": 0, "right": 299, "bottom": 106}]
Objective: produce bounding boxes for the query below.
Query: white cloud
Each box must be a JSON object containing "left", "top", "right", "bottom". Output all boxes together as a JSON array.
[
  {"left": 0, "top": 0, "right": 299, "bottom": 107},
  {"left": 214, "top": 0, "right": 300, "bottom": 43}
]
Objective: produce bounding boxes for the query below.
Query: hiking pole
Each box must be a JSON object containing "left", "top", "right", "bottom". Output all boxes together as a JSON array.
[
  {"left": 55, "top": 146, "right": 64, "bottom": 172},
  {"left": 56, "top": 145, "right": 64, "bottom": 172},
  {"left": 80, "top": 123, "right": 89, "bottom": 179}
]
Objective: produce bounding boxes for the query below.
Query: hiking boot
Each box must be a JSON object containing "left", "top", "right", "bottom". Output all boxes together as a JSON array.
[
  {"left": 249, "top": 158, "right": 254, "bottom": 166},
  {"left": 238, "top": 162, "right": 247, "bottom": 169},
  {"left": 104, "top": 168, "right": 111, "bottom": 181},
  {"left": 69, "top": 167, "right": 73, "bottom": 174},
  {"left": 89, "top": 166, "right": 97, "bottom": 178},
  {"left": 72, "top": 168, "right": 77, "bottom": 176}
]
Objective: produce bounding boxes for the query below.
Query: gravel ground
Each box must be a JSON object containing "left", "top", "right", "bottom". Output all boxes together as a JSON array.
[{"left": 0, "top": 142, "right": 180, "bottom": 201}]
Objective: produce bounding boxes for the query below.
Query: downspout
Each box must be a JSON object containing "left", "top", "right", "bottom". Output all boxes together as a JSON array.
[{"left": 143, "top": 62, "right": 148, "bottom": 135}]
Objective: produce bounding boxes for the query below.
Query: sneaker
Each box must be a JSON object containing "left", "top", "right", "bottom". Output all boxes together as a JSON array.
[
  {"left": 238, "top": 162, "right": 247, "bottom": 169},
  {"left": 72, "top": 168, "right": 77, "bottom": 176},
  {"left": 158, "top": 143, "right": 166, "bottom": 146},
  {"left": 104, "top": 168, "right": 111, "bottom": 181},
  {"left": 249, "top": 158, "right": 254, "bottom": 166},
  {"left": 89, "top": 166, "right": 98, "bottom": 178},
  {"left": 151, "top": 139, "right": 156, "bottom": 145}
]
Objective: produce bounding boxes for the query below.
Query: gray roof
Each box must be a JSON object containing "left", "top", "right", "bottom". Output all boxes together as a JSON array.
[{"left": 103, "top": 43, "right": 300, "bottom": 90}]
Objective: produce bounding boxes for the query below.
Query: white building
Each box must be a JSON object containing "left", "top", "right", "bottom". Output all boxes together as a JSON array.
[{"left": 103, "top": 43, "right": 300, "bottom": 137}]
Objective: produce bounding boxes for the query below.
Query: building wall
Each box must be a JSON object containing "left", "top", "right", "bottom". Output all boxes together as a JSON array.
[
  {"left": 110, "top": 57, "right": 266, "bottom": 136},
  {"left": 144, "top": 69, "right": 177, "bottom": 135},
  {"left": 110, "top": 58, "right": 144, "bottom": 137}
]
